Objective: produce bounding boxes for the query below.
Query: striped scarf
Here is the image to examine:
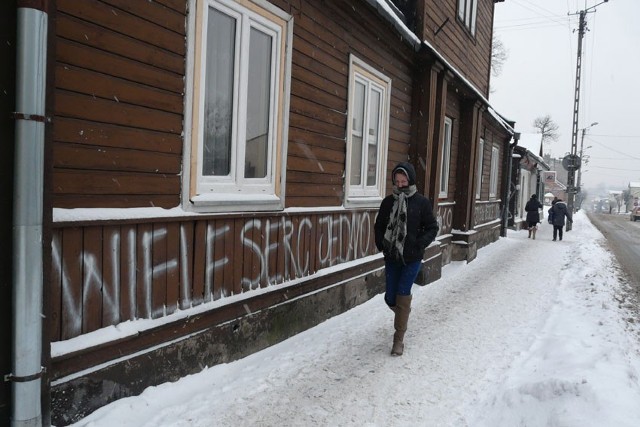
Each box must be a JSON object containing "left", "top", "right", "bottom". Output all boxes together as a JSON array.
[{"left": 383, "top": 184, "right": 417, "bottom": 262}]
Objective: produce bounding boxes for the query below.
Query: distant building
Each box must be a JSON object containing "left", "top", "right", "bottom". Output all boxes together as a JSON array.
[{"left": 627, "top": 182, "right": 640, "bottom": 212}]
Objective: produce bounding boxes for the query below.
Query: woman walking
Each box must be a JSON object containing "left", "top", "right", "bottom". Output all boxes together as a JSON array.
[
  {"left": 374, "top": 162, "right": 439, "bottom": 356},
  {"left": 524, "top": 194, "right": 543, "bottom": 239}
]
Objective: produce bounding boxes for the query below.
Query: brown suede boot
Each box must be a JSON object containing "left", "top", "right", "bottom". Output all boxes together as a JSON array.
[
  {"left": 391, "top": 295, "right": 412, "bottom": 356},
  {"left": 385, "top": 296, "right": 397, "bottom": 313},
  {"left": 532, "top": 226, "right": 537, "bottom": 240}
]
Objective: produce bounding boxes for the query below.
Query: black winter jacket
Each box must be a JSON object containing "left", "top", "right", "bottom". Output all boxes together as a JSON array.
[
  {"left": 550, "top": 201, "right": 573, "bottom": 226},
  {"left": 374, "top": 162, "right": 439, "bottom": 263},
  {"left": 525, "top": 198, "right": 543, "bottom": 223}
]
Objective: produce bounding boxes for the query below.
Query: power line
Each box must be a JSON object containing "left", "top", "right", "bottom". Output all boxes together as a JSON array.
[
  {"left": 589, "top": 165, "right": 640, "bottom": 172},
  {"left": 590, "top": 133, "right": 640, "bottom": 138},
  {"left": 494, "top": 21, "right": 570, "bottom": 31},
  {"left": 512, "top": 0, "right": 573, "bottom": 27},
  {"left": 589, "top": 156, "right": 639, "bottom": 161},
  {"left": 587, "top": 139, "right": 640, "bottom": 161}
]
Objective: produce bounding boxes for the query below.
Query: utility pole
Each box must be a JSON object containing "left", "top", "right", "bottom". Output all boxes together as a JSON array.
[{"left": 566, "top": 0, "right": 608, "bottom": 230}]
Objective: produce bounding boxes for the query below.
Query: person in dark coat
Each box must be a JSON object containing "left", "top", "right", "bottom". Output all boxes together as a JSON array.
[
  {"left": 524, "top": 194, "right": 543, "bottom": 239},
  {"left": 549, "top": 198, "right": 573, "bottom": 241},
  {"left": 374, "top": 162, "right": 439, "bottom": 356}
]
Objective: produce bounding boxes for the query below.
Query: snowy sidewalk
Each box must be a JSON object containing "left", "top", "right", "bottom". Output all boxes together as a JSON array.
[{"left": 72, "top": 212, "right": 640, "bottom": 427}]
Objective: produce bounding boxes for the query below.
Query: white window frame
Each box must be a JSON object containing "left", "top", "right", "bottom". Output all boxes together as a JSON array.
[
  {"left": 489, "top": 145, "right": 499, "bottom": 198},
  {"left": 183, "top": 0, "right": 292, "bottom": 212},
  {"left": 439, "top": 116, "right": 453, "bottom": 199},
  {"left": 476, "top": 138, "right": 484, "bottom": 199},
  {"left": 344, "top": 55, "right": 391, "bottom": 208},
  {"left": 457, "top": 0, "right": 477, "bottom": 35}
]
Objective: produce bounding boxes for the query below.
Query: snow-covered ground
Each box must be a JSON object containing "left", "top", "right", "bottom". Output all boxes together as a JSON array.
[{"left": 71, "top": 211, "right": 640, "bottom": 427}]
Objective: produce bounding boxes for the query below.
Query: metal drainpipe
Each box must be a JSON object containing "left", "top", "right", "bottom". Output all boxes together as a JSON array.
[{"left": 10, "top": 3, "right": 48, "bottom": 427}]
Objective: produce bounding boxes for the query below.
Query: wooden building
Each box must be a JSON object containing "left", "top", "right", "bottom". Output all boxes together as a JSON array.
[{"left": 2, "top": 0, "right": 515, "bottom": 424}]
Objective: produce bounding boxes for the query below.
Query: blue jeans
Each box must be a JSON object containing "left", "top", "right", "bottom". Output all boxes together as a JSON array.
[{"left": 384, "top": 260, "right": 422, "bottom": 307}]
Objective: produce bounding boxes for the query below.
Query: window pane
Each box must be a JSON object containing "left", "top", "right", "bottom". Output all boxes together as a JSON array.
[
  {"left": 350, "top": 81, "right": 366, "bottom": 186},
  {"left": 203, "top": 8, "right": 236, "bottom": 177},
  {"left": 245, "top": 27, "right": 272, "bottom": 179},
  {"left": 470, "top": 0, "right": 477, "bottom": 33},
  {"left": 458, "top": 0, "right": 465, "bottom": 20},
  {"left": 440, "top": 120, "right": 451, "bottom": 194},
  {"left": 366, "top": 90, "right": 381, "bottom": 186}
]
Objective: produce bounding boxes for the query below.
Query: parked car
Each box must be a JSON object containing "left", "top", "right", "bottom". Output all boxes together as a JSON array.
[{"left": 630, "top": 206, "right": 640, "bottom": 221}]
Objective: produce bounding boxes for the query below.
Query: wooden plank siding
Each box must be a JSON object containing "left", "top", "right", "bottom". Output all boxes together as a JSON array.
[
  {"left": 51, "top": 210, "right": 378, "bottom": 341},
  {"left": 285, "top": 0, "right": 415, "bottom": 208},
  {"left": 52, "top": 0, "right": 186, "bottom": 209},
  {"left": 484, "top": 118, "right": 506, "bottom": 200},
  {"left": 422, "top": 0, "right": 493, "bottom": 97},
  {"left": 472, "top": 111, "right": 509, "bottom": 228},
  {"left": 50, "top": 0, "right": 416, "bottom": 210}
]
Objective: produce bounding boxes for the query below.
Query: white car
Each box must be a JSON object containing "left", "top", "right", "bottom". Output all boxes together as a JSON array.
[{"left": 630, "top": 206, "right": 640, "bottom": 222}]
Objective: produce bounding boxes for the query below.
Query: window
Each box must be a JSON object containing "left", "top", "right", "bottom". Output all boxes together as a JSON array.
[
  {"left": 439, "top": 117, "right": 453, "bottom": 198},
  {"left": 489, "top": 145, "right": 499, "bottom": 198},
  {"left": 184, "top": 0, "right": 292, "bottom": 212},
  {"left": 457, "top": 0, "right": 477, "bottom": 35},
  {"left": 476, "top": 138, "right": 484, "bottom": 199},
  {"left": 344, "top": 55, "right": 391, "bottom": 207}
]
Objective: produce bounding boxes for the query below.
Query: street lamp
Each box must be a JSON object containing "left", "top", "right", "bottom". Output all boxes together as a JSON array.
[{"left": 576, "top": 122, "right": 598, "bottom": 209}]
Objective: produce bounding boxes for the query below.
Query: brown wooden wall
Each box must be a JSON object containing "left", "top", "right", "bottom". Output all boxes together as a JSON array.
[
  {"left": 480, "top": 114, "right": 507, "bottom": 201},
  {"left": 285, "top": 0, "right": 415, "bottom": 207},
  {"left": 50, "top": 0, "right": 417, "bottom": 210},
  {"left": 52, "top": 0, "right": 186, "bottom": 209},
  {"left": 422, "top": 0, "right": 493, "bottom": 97},
  {"left": 50, "top": 210, "right": 377, "bottom": 341}
]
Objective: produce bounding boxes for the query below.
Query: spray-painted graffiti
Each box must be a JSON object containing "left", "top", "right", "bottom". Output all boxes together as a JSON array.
[
  {"left": 52, "top": 211, "right": 376, "bottom": 338},
  {"left": 474, "top": 201, "right": 500, "bottom": 226},
  {"left": 436, "top": 203, "right": 454, "bottom": 236}
]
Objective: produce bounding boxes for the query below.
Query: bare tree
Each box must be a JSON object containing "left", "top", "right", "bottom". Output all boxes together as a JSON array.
[
  {"left": 532, "top": 115, "right": 559, "bottom": 149},
  {"left": 491, "top": 36, "right": 508, "bottom": 77}
]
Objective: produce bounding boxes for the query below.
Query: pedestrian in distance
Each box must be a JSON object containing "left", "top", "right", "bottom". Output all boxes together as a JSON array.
[
  {"left": 548, "top": 196, "right": 558, "bottom": 224},
  {"left": 374, "top": 162, "right": 439, "bottom": 356},
  {"left": 549, "top": 198, "right": 573, "bottom": 241},
  {"left": 524, "top": 194, "right": 543, "bottom": 239}
]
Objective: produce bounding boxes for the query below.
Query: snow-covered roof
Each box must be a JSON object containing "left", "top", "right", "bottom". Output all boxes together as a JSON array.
[
  {"left": 629, "top": 182, "right": 640, "bottom": 188},
  {"left": 513, "top": 143, "right": 550, "bottom": 171},
  {"left": 363, "top": 0, "right": 421, "bottom": 49}
]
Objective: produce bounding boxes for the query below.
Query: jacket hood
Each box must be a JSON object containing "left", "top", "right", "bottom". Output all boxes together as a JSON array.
[{"left": 392, "top": 162, "right": 417, "bottom": 186}]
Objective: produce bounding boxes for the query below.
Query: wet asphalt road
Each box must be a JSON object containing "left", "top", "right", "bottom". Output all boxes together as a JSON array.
[{"left": 587, "top": 209, "right": 640, "bottom": 329}]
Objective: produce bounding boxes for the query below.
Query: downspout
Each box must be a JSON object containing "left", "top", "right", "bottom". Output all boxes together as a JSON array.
[
  {"left": 500, "top": 132, "right": 519, "bottom": 237},
  {"left": 10, "top": 3, "right": 48, "bottom": 427}
]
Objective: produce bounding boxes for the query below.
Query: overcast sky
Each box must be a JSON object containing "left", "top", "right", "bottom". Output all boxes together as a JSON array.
[{"left": 490, "top": 0, "right": 640, "bottom": 192}]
